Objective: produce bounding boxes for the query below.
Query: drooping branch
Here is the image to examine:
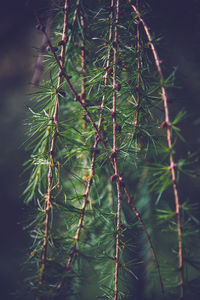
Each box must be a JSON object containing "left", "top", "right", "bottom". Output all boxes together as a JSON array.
[
  {"left": 110, "top": 1, "right": 122, "bottom": 300},
  {"left": 56, "top": 0, "right": 115, "bottom": 291},
  {"left": 80, "top": 16, "right": 86, "bottom": 88},
  {"left": 133, "top": 0, "right": 142, "bottom": 128},
  {"left": 126, "top": 188, "right": 165, "bottom": 298},
  {"left": 72, "top": 0, "right": 80, "bottom": 24},
  {"left": 39, "top": 0, "right": 70, "bottom": 285},
  {"left": 80, "top": 14, "right": 87, "bottom": 129},
  {"left": 37, "top": 7, "right": 165, "bottom": 297},
  {"left": 131, "top": 3, "right": 183, "bottom": 299},
  {"left": 42, "top": 29, "right": 107, "bottom": 147}
]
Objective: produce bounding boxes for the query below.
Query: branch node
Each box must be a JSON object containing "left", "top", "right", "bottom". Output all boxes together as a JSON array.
[
  {"left": 168, "top": 162, "right": 177, "bottom": 171},
  {"left": 74, "top": 95, "right": 80, "bottom": 102},
  {"left": 57, "top": 40, "right": 65, "bottom": 46},
  {"left": 110, "top": 109, "right": 116, "bottom": 117},
  {"left": 111, "top": 174, "right": 118, "bottom": 182},
  {"left": 160, "top": 121, "right": 171, "bottom": 128}
]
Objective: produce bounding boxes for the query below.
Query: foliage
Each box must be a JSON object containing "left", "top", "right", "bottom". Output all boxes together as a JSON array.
[{"left": 20, "top": 0, "right": 200, "bottom": 299}]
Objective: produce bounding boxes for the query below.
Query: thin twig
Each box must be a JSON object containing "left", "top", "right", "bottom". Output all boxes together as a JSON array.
[
  {"left": 125, "top": 186, "right": 165, "bottom": 298},
  {"left": 133, "top": 0, "right": 142, "bottom": 128},
  {"left": 111, "top": 1, "right": 122, "bottom": 300},
  {"left": 72, "top": 0, "right": 80, "bottom": 24},
  {"left": 39, "top": 0, "right": 70, "bottom": 285},
  {"left": 131, "top": 3, "right": 183, "bottom": 299},
  {"left": 80, "top": 13, "right": 87, "bottom": 122}
]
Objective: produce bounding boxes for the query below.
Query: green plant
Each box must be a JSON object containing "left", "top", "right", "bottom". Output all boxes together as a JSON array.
[{"left": 21, "top": 1, "right": 200, "bottom": 299}]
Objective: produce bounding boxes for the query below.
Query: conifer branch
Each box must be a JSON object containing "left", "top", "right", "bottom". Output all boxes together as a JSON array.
[
  {"left": 40, "top": 12, "right": 165, "bottom": 300},
  {"left": 56, "top": 0, "right": 115, "bottom": 291},
  {"left": 44, "top": 4, "right": 164, "bottom": 297},
  {"left": 80, "top": 14, "right": 87, "bottom": 129},
  {"left": 39, "top": 0, "right": 70, "bottom": 285},
  {"left": 108, "top": 2, "right": 165, "bottom": 297},
  {"left": 133, "top": 0, "right": 142, "bottom": 128},
  {"left": 72, "top": 0, "right": 80, "bottom": 24},
  {"left": 23, "top": 1, "right": 199, "bottom": 299},
  {"left": 131, "top": 3, "right": 183, "bottom": 298},
  {"left": 56, "top": 11, "right": 90, "bottom": 293},
  {"left": 126, "top": 189, "right": 165, "bottom": 298},
  {"left": 41, "top": 28, "right": 107, "bottom": 148},
  {"left": 21, "top": 0, "right": 195, "bottom": 300},
  {"left": 111, "top": 1, "right": 122, "bottom": 299}
]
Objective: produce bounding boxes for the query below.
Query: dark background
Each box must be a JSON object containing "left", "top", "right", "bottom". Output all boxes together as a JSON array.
[{"left": 0, "top": 0, "right": 199, "bottom": 298}]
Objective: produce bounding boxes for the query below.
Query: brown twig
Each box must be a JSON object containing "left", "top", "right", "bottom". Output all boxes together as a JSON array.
[
  {"left": 133, "top": 0, "right": 142, "bottom": 128},
  {"left": 111, "top": 1, "right": 122, "bottom": 300},
  {"left": 72, "top": 0, "right": 80, "bottom": 24},
  {"left": 131, "top": 3, "right": 183, "bottom": 299},
  {"left": 111, "top": 3, "right": 164, "bottom": 298},
  {"left": 125, "top": 186, "right": 165, "bottom": 298},
  {"left": 39, "top": 0, "right": 70, "bottom": 285},
  {"left": 80, "top": 14, "right": 87, "bottom": 129}
]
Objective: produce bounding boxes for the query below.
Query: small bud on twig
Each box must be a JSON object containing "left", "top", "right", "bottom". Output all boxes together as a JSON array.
[
  {"left": 168, "top": 162, "right": 177, "bottom": 171},
  {"left": 160, "top": 121, "right": 171, "bottom": 129},
  {"left": 57, "top": 40, "right": 65, "bottom": 46},
  {"left": 74, "top": 95, "right": 80, "bottom": 102},
  {"left": 109, "top": 148, "right": 118, "bottom": 160},
  {"left": 110, "top": 110, "right": 116, "bottom": 118},
  {"left": 111, "top": 174, "right": 118, "bottom": 182}
]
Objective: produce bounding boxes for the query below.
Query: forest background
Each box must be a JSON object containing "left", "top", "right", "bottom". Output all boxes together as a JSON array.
[{"left": 0, "top": 0, "right": 200, "bottom": 299}]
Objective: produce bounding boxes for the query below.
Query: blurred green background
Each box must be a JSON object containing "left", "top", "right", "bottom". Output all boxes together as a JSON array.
[{"left": 0, "top": 0, "right": 199, "bottom": 298}]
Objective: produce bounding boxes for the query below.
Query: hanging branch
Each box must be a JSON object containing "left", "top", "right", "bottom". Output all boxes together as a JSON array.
[
  {"left": 56, "top": 11, "right": 90, "bottom": 293},
  {"left": 131, "top": 3, "right": 183, "bottom": 299},
  {"left": 39, "top": 0, "right": 70, "bottom": 285},
  {"left": 56, "top": 0, "right": 115, "bottom": 291},
  {"left": 80, "top": 14, "right": 87, "bottom": 129},
  {"left": 133, "top": 0, "right": 142, "bottom": 128},
  {"left": 111, "top": 1, "right": 122, "bottom": 299},
  {"left": 37, "top": 9, "right": 165, "bottom": 297},
  {"left": 125, "top": 187, "right": 165, "bottom": 298},
  {"left": 72, "top": 0, "right": 80, "bottom": 24},
  {"left": 110, "top": 1, "right": 164, "bottom": 298},
  {"left": 41, "top": 29, "right": 107, "bottom": 147}
]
